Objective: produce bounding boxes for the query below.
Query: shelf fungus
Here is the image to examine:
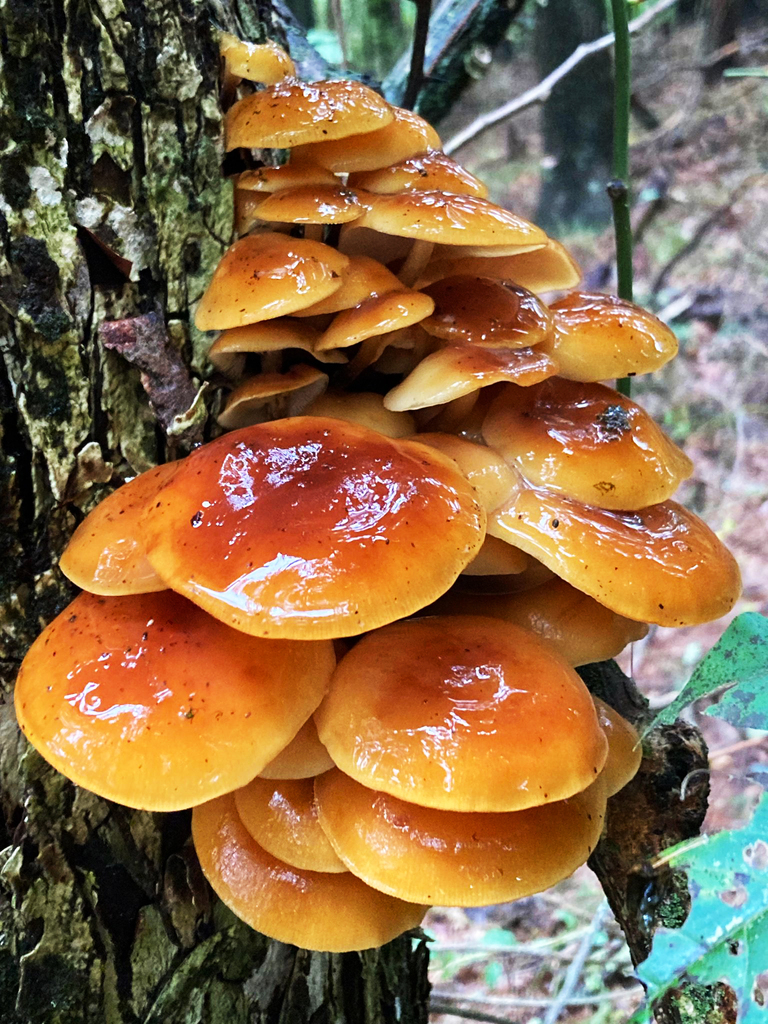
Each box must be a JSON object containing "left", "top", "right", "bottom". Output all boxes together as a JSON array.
[{"left": 14, "top": 33, "right": 742, "bottom": 955}]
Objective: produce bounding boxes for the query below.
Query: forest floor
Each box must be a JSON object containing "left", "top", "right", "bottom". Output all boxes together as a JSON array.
[{"left": 427, "top": 13, "right": 768, "bottom": 1024}]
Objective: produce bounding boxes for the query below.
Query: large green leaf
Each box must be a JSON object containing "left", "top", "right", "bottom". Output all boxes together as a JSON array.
[
  {"left": 631, "top": 794, "right": 768, "bottom": 1022},
  {"left": 650, "top": 613, "right": 768, "bottom": 730}
]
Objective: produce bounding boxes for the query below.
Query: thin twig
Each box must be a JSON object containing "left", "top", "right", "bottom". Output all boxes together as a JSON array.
[
  {"left": 443, "top": 0, "right": 678, "bottom": 155},
  {"left": 609, "top": 0, "right": 633, "bottom": 398},
  {"left": 428, "top": 1005, "right": 516, "bottom": 1024},
  {"left": 402, "top": 0, "right": 433, "bottom": 110},
  {"left": 430, "top": 987, "right": 641, "bottom": 1008},
  {"left": 542, "top": 904, "right": 609, "bottom": 1024}
]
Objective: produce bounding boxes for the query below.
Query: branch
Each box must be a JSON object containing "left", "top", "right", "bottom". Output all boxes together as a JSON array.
[
  {"left": 402, "top": 0, "right": 433, "bottom": 110},
  {"left": 443, "top": 0, "right": 678, "bottom": 155}
]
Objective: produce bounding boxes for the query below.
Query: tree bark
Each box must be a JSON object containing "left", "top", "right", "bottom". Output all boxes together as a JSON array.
[{"left": 0, "top": 2, "right": 430, "bottom": 1021}]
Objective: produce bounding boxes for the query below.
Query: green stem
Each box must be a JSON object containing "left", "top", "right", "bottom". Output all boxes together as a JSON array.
[{"left": 609, "top": 0, "right": 633, "bottom": 398}]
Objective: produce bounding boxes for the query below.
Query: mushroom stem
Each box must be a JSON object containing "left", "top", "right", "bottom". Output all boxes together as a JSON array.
[
  {"left": 304, "top": 224, "right": 324, "bottom": 242},
  {"left": 398, "top": 240, "right": 434, "bottom": 287}
]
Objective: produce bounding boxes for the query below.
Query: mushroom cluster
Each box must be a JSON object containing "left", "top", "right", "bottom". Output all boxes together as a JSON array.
[{"left": 14, "top": 37, "right": 742, "bottom": 953}]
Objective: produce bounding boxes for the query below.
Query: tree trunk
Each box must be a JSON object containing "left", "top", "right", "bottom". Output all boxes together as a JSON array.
[{"left": 0, "top": 2, "right": 430, "bottom": 1021}]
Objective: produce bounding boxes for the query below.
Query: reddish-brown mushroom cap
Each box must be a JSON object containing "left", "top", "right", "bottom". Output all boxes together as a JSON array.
[
  {"left": 225, "top": 77, "right": 394, "bottom": 150},
  {"left": 192, "top": 793, "right": 428, "bottom": 951},
  {"left": 194, "top": 233, "right": 349, "bottom": 330},
  {"left": 430, "top": 577, "right": 649, "bottom": 666},
  {"left": 140, "top": 418, "right": 486, "bottom": 639},
  {"left": 315, "top": 768, "right": 607, "bottom": 906},
  {"left": 420, "top": 277, "right": 554, "bottom": 348},
  {"left": 14, "top": 592, "right": 335, "bottom": 810},
  {"left": 235, "top": 776, "right": 346, "bottom": 872},
  {"left": 383, "top": 346, "right": 559, "bottom": 411},
  {"left": 489, "top": 487, "right": 742, "bottom": 627},
  {"left": 542, "top": 291, "right": 678, "bottom": 381},
  {"left": 348, "top": 149, "right": 488, "bottom": 198},
  {"left": 59, "top": 463, "right": 178, "bottom": 596},
  {"left": 315, "top": 615, "right": 607, "bottom": 812},
  {"left": 259, "top": 716, "right": 335, "bottom": 779},
  {"left": 592, "top": 698, "right": 642, "bottom": 797},
  {"left": 482, "top": 378, "right": 694, "bottom": 510},
  {"left": 291, "top": 106, "right": 440, "bottom": 172}
]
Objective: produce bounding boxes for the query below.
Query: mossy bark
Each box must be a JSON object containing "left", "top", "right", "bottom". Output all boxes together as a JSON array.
[{"left": 0, "top": 2, "right": 430, "bottom": 1021}]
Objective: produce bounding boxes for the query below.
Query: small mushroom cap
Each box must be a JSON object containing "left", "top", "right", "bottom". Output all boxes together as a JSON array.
[
  {"left": 412, "top": 433, "right": 517, "bottom": 512},
  {"left": 489, "top": 488, "right": 742, "bottom": 627},
  {"left": 292, "top": 106, "right": 441, "bottom": 172},
  {"left": 315, "top": 290, "right": 435, "bottom": 351},
  {"left": 59, "top": 463, "right": 178, "bottom": 596},
  {"left": 461, "top": 535, "right": 530, "bottom": 576},
  {"left": 482, "top": 378, "right": 694, "bottom": 510},
  {"left": 259, "top": 716, "right": 335, "bottom": 779},
  {"left": 209, "top": 321, "right": 346, "bottom": 376},
  {"left": 542, "top": 291, "right": 678, "bottom": 381},
  {"left": 140, "top": 417, "right": 486, "bottom": 639},
  {"left": 430, "top": 578, "right": 649, "bottom": 666},
  {"left": 293, "top": 254, "right": 402, "bottom": 318},
  {"left": 315, "top": 768, "right": 607, "bottom": 906},
  {"left": 220, "top": 34, "right": 295, "bottom": 83},
  {"left": 421, "top": 277, "right": 554, "bottom": 348},
  {"left": 248, "top": 185, "right": 365, "bottom": 225},
  {"left": 315, "top": 615, "right": 608, "bottom": 812},
  {"left": 194, "top": 233, "right": 348, "bottom": 331},
  {"left": 217, "top": 366, "right": 329, "bottom": 429},
  {"left": 354, "top": 191, "right": 547, "bottom": 247},
  {"left": 235, "top": 776, "right": 346, "bottom": 872},
  {"left": 383, "top": 346, "right": 558, "bottom": 411},
  {"left": 192, "top": 793, "right": 428, "bottom": 952},
  {"left": 304, "top": 390, "right": 416, "bottom": 438},
  {"left": 15, "top": 592, "right": 335, "bottom": 810},
  {"left": 416, "top": 238, "right": 581, "bottom": 291},
  {"left": 237, "top": 162, "right": 338, "bottom": 192},
  {"left": 348, "top": 149, "right": 488, "bottom": 197},
  {"left": 592, "top": 698, "right": 642, "bottom": 797},
  {"left": 225, "top": 77, "right": 394, "bottom": 150}
]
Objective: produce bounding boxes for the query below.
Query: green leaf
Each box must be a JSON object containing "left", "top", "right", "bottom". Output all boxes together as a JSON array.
[
  {"left": 630, "top": 794, "right": 768, "bottom": 1022},
  {"left": 650, "top": 613, "right": 768, "bottom": 730}
]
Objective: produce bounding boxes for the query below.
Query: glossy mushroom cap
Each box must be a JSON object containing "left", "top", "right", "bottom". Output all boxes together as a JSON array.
[
  {"left": 247, "top": 185, "right": 365, "bottom": 225},
  {"left": 304, "top": 391, "right": 416, "bottom": 438},
  {"left": 192, "top": 793, "right": 427, "bottom": 952},
  {"left": 220, "top": 34, "right": 295, "bottom": 83},
  {"left": 592, "top": 698, "right": 642, "bottom": 797},
  {"left": 482, "top": 379, "right": 693, "bottom": 510},
  {"left": 217, "top": 366, "right": 329, "bottom": 429},
  {"left": 315, "top": 615, "right": 607, "bottom": 812},
  {"left": 420, "top": 277, "right": 554, "bottom": 348},
  {"left": 59, "top": 463, "right": 178, "bottom": 595},
  {"left": 416, "top": 239, "right": 581, "bottom": 291},
  {"left": 315, "top": 769, "right": 607, "bottom": 906},
  {"left": 225, "top": 77, "right": 394, "bottom": 150},
  {"left": 15, "top": 592, "right": 334, "bottom": 810},
  {"left": 461, "top": 535, "right": 530, "bottom": 576},
  {"left": 348, "top": 150, "right": 488, "bottom": 198},
  {"left": 293, "top": 254, "right": 402, "bottom": 318},
  {"left": 236, "top": 162, "right": 338, "bottom": 192},
  {"left": 542, "top": 291, "right": 678, "bottom": 381},
  {"left": 430, "top": 578, "right": 649, "bottom": 666},
  {"left": 411, "top": 432, "right": 517, "bottom": 512},
  {"left": 315, "top": 290, "right": 435, "bottom": 352},
  {"left": 489, "top": 487, "right": 742, "bottom": 627},
  {"left": 194, "top": 233, "right": 348, "bottom": 330},
  {"left": 208, "top": 321, "right": 345, "bottom": 377},
  {"left": 235, "top": 776, "right": 346, "bottom": 872},
  {"left": 292, "top": 106, "right": 440, "bottom": 172},
  {"left": 140, "top": 417, "right": 486, "bottom": 639},
  {"left": 259, "top": 716, "right": 335, "bottom": 779}
]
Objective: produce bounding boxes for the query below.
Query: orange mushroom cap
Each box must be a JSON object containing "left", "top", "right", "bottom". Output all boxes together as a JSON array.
[
  {"left": 140, "top": 417, "right": 485, "bottom": 639},
  {"left": 292, "top": 106, "right": 440, "bottom": 172},
  {"left": 348, "top": 149, "right": 488, "bottom": 198},
  {"left": 217, "top": 366, "right": 329, "bottom": 429},
  {"left": 220, "top": 35, "right": 295, "bottom": 83},
  {"left": 208, "top": 321, "right": 346, "bottom": 377},
  {"left": 194, "top": 233, "right": 349, "bottom": 331},
  {"left": 15, "top": 592, "right": 334, "bottom": 810},
  {"left": 293, "top": 254, "right": 402, "bottom": 318},
  {"left": 192, "top": 793, "right": 427, "bottom": 952},
  {"left": 416, "top": 238, "right": 581, "bottom": 292},
  {"left": 236, "top": 161, "right": 338, "bottom": 192},
  {"left": 482, "top": 378, "right": 694, "bottom": 510},
  {"left": 489, "top": 486, "right": 742, "bottom": 627},
  {"left": 304, "top": 390, "right": 416, "bottom": 438},
  {"left": 259, "top": 716, "right": 335, "bottom": 779},
  {"left": 59, "top": 463, "right": 178, "bottom": 596},
  {"left": 592, "top": 698, "right": 642, "bottom": 797},
  {"left": 235, "top": 776, "right": 346, "bottom": 873},
  {"left": 225, "top": 77, "right": 394, "bottom": 150},
  {"left": 315, "top": 290, "right": 435, "bottom": 352},
  {"left": 247, "top": 185, "right": 365, "bottom": 225},
  {"left": 420, "top": 277, "right": 554, "bottom": 349},
  {"left": 430, "top": 577, "right": 649, "bottom": 666},
  {"left": 315, "top": 614, "right": 608, "bottom": 812},
  {"left": 411, "top": 432, "right": 517, "bottom": 512},
  {"left": 460, "top": 534, "right": 530, "bottom": 576},
  {"left": 542, "top": 291, "right": 678, "bottom": 382},
  {"left": 315, "top": 768, "right": 607, "bottom": 906}
]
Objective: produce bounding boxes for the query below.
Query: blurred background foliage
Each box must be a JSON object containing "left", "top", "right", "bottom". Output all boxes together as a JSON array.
[{"left": 282, "top": 2, "right": 768, "bottom": 1021}]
